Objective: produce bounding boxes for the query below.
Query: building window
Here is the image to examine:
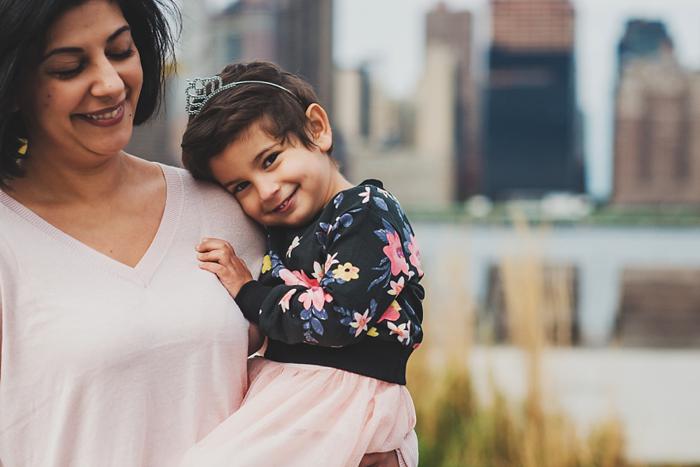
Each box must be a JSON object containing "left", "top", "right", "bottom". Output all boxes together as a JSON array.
[
  {"left": 638, "top": 96, "right": 653, "bottom": 181},
  {"left": 226, "top": 34, "right": 242, "bottom": 63},
  {"left": 675, "top": 94, "right": 690, "bottom": 182}
]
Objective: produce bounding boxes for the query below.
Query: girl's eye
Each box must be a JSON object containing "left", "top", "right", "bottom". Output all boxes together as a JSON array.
[
  {"left": 263, "top": 152, "right": 279, "bottom": 169},
  {"left": 233, "top": 181, "right": 250, "bottom": 194}
]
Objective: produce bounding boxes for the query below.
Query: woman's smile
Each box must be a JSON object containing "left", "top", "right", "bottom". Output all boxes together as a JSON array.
[{"left": 75, "top": 101, "right": 126, "bottom": 127}]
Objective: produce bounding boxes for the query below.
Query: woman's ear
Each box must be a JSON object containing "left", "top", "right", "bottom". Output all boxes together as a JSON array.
[{"left": 305, "top": 103, "right": 332, "bottom": 152}]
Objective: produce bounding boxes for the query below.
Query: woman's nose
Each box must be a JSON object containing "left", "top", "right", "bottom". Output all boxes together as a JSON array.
[{"left": 90, "top": 56, "right": 126, "bottom": 101}]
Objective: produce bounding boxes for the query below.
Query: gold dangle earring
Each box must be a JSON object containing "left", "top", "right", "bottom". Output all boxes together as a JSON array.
[{"left": 18, "top": 138, "right": 28, "bottom": 156}]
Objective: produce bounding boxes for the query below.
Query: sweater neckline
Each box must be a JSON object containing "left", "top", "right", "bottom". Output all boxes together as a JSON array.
[{"left": 0, "top": 163, "right": 183, "bottom": 287}]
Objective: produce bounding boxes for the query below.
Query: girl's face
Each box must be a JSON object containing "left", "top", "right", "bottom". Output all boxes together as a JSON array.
[
  {"left": 18, "top": 0, "right": 142, "bottom": 167},
  {"left": 209, "top": 107, "right": 345, "bottom": 228}
]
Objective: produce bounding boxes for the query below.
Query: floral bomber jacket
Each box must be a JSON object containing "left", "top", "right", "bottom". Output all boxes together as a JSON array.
[{"left": 236, "top": 179, "right": 425, "bottom": 384}]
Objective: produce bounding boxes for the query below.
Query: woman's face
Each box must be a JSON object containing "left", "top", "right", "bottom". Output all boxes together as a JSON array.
[{"left": 19, "top": 0, "right": 143, "bottom": 165}]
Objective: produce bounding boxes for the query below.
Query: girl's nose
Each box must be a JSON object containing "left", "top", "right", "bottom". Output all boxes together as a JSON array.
[{"left": 259, "top": 181, "right": 281, "bottom": 203}]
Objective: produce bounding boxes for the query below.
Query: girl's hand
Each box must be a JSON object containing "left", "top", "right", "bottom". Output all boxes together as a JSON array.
[{"left": 197, "top": 237, "right": 253, "bottom": 298}]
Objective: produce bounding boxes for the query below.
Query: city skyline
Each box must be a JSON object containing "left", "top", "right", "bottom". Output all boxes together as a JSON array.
[
  {"left": 333, "top": 0, "right": 700, "bottom": 200},
  {"left": 207, "top": 0, "right": 700, "bottom": 200}
]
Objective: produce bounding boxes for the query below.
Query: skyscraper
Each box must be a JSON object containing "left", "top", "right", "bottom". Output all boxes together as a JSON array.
[
  {"left": 276, "top": 0, "right": 334, "bottom": 116},
  {"left": 613, "top": 20, "right": 700, "bottom": 205},
  {"left": 210, "top": 0, "right": 278, "bottom": 69},
  {"left": 206, "top": 0, "right": 333, "bottom": 116},
  {"left": 617, "top": 19, "right": 673, "bottom": 74},
  {"left": 485, "top": 0, "right": 584, "bottom": 199},
  {"left": 426, "top": 2, "right": 479, "bottom": 200}
]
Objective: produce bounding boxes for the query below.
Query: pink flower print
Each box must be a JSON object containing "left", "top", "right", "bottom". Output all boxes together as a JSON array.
[
  {"left": 387, "top": 320, "right": 411, "bottom": 343},
  {"left": 350, "top": 309, "right": 371, "bottom": 337},
  {"left": 378, "top": 300, "right": 401, "bottom": 323},
  {"left": 323, "top": 253, "right": 339, "bottom": 274},
  {"left": 279, "top": 268, "right": 317, "bottom": 288},
  {"left": 359, "top": 186, "right": 371, "bottom": 204},
  {"left": 312, "top": 253, "right": 339, "bottom": 281},
  {"left": 407, "top": 235, "right": 424, "bottom": 277},
  {"left": 312, "top": 261, "right": 325, "bottom": 281},
  {"left": 388, "top": 277, "right": 405, "bottom": 296},
  {"left": 279, "top": 268, "right": 308, "bottom": 287},
  {"left": 383, "top": 231, "right": 409, "bottom": 277},
  {"left": 279, "top": 289, "right": 296, "bottom": 313},
  {"left": 279, "top": 268, "right": 331, "bottom": 311},
  {"left": 298, "top": 286, "right": 332, "bottom": 311}
]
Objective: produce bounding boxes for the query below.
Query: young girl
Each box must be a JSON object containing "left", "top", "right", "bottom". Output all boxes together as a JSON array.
[{"left": 180, "top": 61, "right": 424, "bottom": 467}]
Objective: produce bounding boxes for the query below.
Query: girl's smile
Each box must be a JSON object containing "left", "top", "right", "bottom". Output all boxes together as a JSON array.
[
  {"left": 270, "top": 186, "right": 298, "bottom": 214},
  {"left": 210, "top": 105, "right": 352, "bottom": 228}
]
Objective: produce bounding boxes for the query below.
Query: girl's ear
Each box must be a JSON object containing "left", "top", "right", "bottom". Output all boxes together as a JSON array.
[{"left": 305, "top": 103, "right": 332, "bottom": 152}]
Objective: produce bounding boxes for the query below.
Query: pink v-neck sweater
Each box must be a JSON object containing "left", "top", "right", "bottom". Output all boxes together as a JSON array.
[{"left": 0, "top": 164, "right": 265, "bottom": 467}]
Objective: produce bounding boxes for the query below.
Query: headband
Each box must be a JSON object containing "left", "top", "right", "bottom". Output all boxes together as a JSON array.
[{"left": 185, "top": 75, "right": 301, "bottom": 117}]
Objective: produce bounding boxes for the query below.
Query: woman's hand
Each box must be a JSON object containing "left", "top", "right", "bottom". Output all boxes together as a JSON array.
[
  {"left": 247, "top": 324, "right": 266, "bottom": 356},
  {"left": 197, "top": 237, "right": 253, "bottom": 298},
  {"left": 358, "top": 450, "right": 400, "bottom": 467}
]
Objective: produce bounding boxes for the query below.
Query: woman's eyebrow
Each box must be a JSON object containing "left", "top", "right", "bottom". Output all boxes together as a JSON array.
[
  {"left": 42, "top": 47, "right": 82, "bottom": 61},
  {"left": 107, "top": 25, "right": 131, "bottom": 43},
  {"left": 42, "top": 25, "right": 131, "bottom": 62}
]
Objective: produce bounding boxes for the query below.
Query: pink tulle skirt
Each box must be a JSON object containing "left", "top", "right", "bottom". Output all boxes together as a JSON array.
[{"left": 180, "top": 357, "right": 416, "bottom": 467}]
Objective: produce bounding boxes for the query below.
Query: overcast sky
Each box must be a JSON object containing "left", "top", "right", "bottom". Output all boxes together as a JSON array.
[{"left": 210, "top": 0, "right": 700, "bottom": 199}]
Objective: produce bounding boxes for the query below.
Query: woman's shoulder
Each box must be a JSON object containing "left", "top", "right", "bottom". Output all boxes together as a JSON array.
[
  {"left": 159, "top": 164, "right": 265, "bottom": 252},
  {"left": 159, "top": 163, "right": 216, "bottom": 194},
  {"left": 159, "top": 163, "right": 236, "bottom": 209}
]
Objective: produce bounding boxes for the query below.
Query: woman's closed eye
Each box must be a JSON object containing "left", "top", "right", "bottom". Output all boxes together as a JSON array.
[
  {"left": 48, "top": 60, "right": 86, "bottom": 79},
  {"left": 47, "top": 48, "right": 133, "bottom": 80},
  {"left": 108, "top": 47, "right": 135, "bottom": 60}
]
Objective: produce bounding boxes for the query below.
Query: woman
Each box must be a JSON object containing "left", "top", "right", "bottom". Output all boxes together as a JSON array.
[
  {"left": 0, "top": 0, "right": 266, "bottom": 465},
  {"left": 0, "top": 1, "right": 415, "bottom": 465}
]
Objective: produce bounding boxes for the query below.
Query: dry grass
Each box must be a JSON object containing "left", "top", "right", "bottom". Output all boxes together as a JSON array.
[{"left": 407, "top": 210, "right": 636, "bottom": 467}]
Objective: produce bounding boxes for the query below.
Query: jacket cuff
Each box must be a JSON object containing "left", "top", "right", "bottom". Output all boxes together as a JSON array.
[{"left": 235, "top": 280, "right": 272, "bottom": 324}]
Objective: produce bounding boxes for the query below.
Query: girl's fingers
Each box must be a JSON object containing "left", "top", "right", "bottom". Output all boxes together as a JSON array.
[
  {"left": 199, "top": 262, "right": 225, "bottom": 275},
  {"left": 197, "top": 238, "right": 235, "bottom": 253},
  {"left": 197, "top": 249, "right": 230, "bottom": 263}
]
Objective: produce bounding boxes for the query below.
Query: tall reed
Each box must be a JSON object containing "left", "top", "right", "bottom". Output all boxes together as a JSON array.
[{"left": 408, "top": 211, "right": 632, "bottom": 466}]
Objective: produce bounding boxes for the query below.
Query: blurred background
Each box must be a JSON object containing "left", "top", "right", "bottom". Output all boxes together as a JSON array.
[{"left": 129, "top": 0, "right": 700, "bottom": 465}]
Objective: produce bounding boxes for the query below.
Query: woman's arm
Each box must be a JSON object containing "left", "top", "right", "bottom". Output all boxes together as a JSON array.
[
  {"left": 246, "top": 323, "right": 264, "bottom": 356},
  {"left": 359, "top": 451, "right": 399, "bottom": 467},
  {"left": 359, "top": 428, "right": 418, "bottom": 467}
]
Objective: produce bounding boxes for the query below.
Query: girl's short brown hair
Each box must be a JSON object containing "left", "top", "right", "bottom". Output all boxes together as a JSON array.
[{"left": 181, "top": 61, "right": 330, "bottom": 182}]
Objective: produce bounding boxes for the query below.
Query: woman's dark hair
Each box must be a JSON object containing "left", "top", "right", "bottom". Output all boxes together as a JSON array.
[
  {"left": 182, "top": 61, "right": 333, "bottom": 183},
  {"left": 0, "top": 0, "right": 181, "bottom": 186}
]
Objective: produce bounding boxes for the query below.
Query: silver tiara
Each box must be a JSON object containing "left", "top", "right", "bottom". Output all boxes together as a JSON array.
[{"left": 185, "top": 75, "right": 300, "bottom": 117}]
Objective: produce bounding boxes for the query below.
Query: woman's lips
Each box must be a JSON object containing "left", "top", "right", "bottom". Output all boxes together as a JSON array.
[{"left": 76, "top": 103, "right": 125, "bottom": 127}]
